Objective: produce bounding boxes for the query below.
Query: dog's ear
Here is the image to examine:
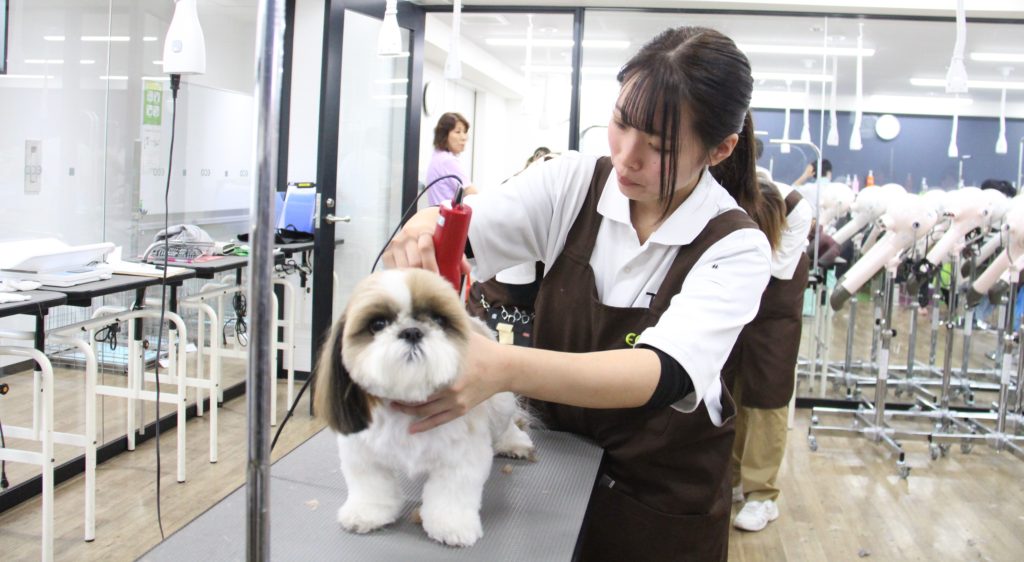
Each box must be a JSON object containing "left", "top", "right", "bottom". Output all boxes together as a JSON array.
[{"left": 313, "top": 317, "right": 371, "bottom": 434}]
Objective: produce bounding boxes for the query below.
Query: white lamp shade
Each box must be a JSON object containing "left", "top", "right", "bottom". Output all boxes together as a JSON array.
[
  {"left": 849, "top": 116, "right": 863, "bottom": 151},
  {"left": 377, "top": 2, "right": 403, "bottom": 57},
  {"left": 162, "top": 0, "right": 206, "bottom": 75}
]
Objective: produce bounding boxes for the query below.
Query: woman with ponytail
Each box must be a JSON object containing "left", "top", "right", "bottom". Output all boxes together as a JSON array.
[
  {"left": 383, "top": 27, "right": 771, "bottom": 560},
  {"left": 724, "top": 174, "right": 812, "bottom": 532}
]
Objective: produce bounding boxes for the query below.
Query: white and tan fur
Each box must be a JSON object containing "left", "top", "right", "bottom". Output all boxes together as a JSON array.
[{"left": 314, "top": 269, "right": 534, "bottom": 547}]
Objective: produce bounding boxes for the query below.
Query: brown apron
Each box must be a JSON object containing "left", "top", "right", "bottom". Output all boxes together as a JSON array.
[
  {"left": 530, "top": 157, "right": 758, "bottom": 562},
  {"left": 723, "top": 190, "right": 810, "bottom": 409}
]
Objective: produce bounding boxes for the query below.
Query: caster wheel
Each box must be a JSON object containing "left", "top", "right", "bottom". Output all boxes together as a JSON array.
[
  {"left": 808, "top": 435, "right": 819, "bottom": 452},
  {"left": 897, "top": 464, "right": 911, "bottom": 479},
  {"left": 929, "top": 444, "right": 941, "bottom": 460},
  {"left": 811, "top": 415, "right": 820, "bottom": 426},
  {"left": 965, "top": 392, "right": 976, "bottom": 406},
  {"left": 939, "top": 443, "right": 951, "bottom": 457},
  {"left": 961, "top": 442, "right": 974, "bottom": 454}
]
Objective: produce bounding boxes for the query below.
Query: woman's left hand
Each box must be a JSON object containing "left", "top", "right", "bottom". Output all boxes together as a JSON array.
[{"left": 391, "top": 331, "right": 508, "bottom": 433}]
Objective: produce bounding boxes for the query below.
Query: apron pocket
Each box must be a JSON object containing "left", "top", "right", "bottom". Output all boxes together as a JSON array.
[{"left": 575, "top": 482, "right": 728, "bottom": 562}]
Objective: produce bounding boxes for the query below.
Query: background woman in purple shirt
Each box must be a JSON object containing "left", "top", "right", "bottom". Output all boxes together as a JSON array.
[{"left": 426, "top": 112, "right": 477, "bottom": 206}]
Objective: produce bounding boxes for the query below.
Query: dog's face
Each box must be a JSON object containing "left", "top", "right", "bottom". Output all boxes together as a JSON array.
[{"left": 315, "top": 269, "right": 474, "bottom": 434}]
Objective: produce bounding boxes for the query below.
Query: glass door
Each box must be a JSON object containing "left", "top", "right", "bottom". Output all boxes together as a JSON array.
[{"left": 332, "top": 9, "right": 410, "bottom": 311}]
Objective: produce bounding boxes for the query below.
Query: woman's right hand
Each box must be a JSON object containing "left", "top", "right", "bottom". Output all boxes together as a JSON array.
[{"left": 383, "top": 207, "right": 442, "bottom": 272}]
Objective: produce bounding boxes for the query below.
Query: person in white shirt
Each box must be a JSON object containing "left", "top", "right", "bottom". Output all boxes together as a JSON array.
[
  {"left": 724, "top": 175, "right": 813, "bottom": 532},
  {"left": 383, "top": 27, "right": 781, "bottom": 561}
]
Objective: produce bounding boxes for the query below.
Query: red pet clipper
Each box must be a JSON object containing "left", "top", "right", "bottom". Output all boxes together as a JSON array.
[{"left": 432, "top": 186, "right": 472, "bottom": 292}]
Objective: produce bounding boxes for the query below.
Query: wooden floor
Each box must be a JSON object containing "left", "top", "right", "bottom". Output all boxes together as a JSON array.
[{"left": 2, "top": 294, "right": 1023, "bottom": 560}]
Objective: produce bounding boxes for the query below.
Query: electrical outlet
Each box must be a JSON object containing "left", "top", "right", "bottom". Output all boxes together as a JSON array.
[{"left": 24, "top": 140, "right": 42, "bottom": 194}]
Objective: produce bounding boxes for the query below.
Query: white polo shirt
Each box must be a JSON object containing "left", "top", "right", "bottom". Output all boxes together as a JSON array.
[
  {"left": 772, "top": 182, "right": 814, "bottom": 281},
  {"left": 467, "top": 151, "right": 771, "bottom": 425}
]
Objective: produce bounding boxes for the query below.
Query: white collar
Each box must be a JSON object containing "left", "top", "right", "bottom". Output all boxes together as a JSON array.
[{"left": 596, "top": 167, "right": 728, "bottom": 246}]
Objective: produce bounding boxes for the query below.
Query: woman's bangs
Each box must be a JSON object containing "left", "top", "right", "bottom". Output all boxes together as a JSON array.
[{"left": 618, "top": 70, "right": 682, "bottom": 147}]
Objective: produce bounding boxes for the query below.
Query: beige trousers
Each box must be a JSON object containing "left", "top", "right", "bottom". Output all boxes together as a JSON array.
[{"left": 731, "top": 380, "right": 789, "bottom": 502}]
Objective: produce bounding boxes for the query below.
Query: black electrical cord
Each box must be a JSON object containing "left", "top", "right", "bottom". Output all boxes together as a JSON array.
[
  {"left": 270, "top": 174, "right": 462, "bottom": 452},
  {"left": 93, "top": 322, "right": 121, "bottom": 351},
  {"left": 1, "top": 416, "right": 8, "bottom": 490},
  {"left": 149, "top": 72, "right": 182, "bottom": 540}
]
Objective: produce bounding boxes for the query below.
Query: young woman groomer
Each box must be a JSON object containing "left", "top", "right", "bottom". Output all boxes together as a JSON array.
[{"left": 384, "top": 27, "right": 781, "bottom": 561}]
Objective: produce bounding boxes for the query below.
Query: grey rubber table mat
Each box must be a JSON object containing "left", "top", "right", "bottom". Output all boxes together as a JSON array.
[{"left": 141, "top": 428, "right": 602, "bottom": 561}]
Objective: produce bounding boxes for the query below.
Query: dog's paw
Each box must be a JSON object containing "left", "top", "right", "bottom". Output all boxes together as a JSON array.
[
  {"left": 337, "top": 500, "right": 399, "bottom": 534},
  {"left": 494, "top": 423, "right": 535, "bottom": 460},
  {"left": 421, "top": 508, "right": 483, "bottom": 547}
]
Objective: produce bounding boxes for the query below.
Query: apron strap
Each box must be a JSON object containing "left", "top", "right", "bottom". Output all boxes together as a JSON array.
[
  {"left": 560, "top": 156, "right": 614, "bottom": 262},
  {"left": 784, "top": 190, "right": 803, "bottom": 215}
]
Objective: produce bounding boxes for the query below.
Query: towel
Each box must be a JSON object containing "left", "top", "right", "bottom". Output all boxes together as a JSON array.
[{"left": 0, "top": 293, "right": 32, "bottom": 304}]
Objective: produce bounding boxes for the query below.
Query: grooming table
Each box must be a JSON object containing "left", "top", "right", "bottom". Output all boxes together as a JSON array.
[{"left": 142, "top": 429, "right": 602, "bottom": 561}]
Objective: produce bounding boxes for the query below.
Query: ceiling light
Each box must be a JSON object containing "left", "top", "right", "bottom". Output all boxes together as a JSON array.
[
  {"left": 521, "top": 65, "right": 619, "bottom": 75},
  {"left": 43, "top": 35, "right": 65, "bottom": 42},
  {"left": 750, "top": 90, "right": 808, "bottom": 108},
  {"left": 143, "top": 36, "right": 158, "bottom": 42},
  {"left": 99, "top": 75, "right": 129, "bottom": 80},
  {"left": 0, "top": 74, "right": 56, "bottom": 79},
  {"left": 25, "top": 59, "right": 63, "bottom": 64},
  {"left": 752, "top": 71, "right": 833, "bottom": 83},
  {"left": 970, "top": 52, "right": 1024, "bottom": 63},
  {"left": 911, "top": 77, "right": 1024, "bottom": 90},
  {"left": 486, "top": 38, "right": 630, "bottom": 49},
  {"left": 870, "top": 94, "right": 973, "bottom": 107},
  {"left": 738, "top": 44, "right": 875, "bottom": 57},
  {"left": 83, "top": 36, "right": 131, "bottom": 42},
  {"left": 80, "top": 60, "right": 96, "bottom": 65}
]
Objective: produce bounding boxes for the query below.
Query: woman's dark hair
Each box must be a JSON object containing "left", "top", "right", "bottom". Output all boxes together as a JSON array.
[
  {"left": 525, "top": 146, "right": 553, "bottom": 169},
  {"left": 810, "top": 158, "right": 833, "bottom": 179},
  {"left": 432, "top": 112, "right": 470, "bottom": 151},
  {"left": 755, "top": 177, "right": 787, "bottom": 251},
  {"left": 616, "top": 26, "right": 782, "bottom": 249}
]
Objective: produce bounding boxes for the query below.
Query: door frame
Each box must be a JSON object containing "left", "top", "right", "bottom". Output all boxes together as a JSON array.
[{"left": 311, "top": 0, "right": 426, "bottom": 376}]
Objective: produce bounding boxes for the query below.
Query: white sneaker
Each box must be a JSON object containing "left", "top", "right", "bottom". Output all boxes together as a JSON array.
[
  {"left": 733, "top": 499, "right": 779, "bottom": 532},
  {"left": 731, "top": 486, "right": 744, "bottom": 503}
]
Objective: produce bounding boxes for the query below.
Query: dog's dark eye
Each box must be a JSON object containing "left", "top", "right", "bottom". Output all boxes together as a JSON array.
[
  {"left": 429, "top": 313, "right": 448, "bottom": 329},
  {"left": 368, "top": 317, "right": 391, "bottom": 334}
]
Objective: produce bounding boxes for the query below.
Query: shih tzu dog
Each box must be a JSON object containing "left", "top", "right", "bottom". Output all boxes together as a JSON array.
[{"left": 314, "top": 268, "right": 535, "bottom": 547}]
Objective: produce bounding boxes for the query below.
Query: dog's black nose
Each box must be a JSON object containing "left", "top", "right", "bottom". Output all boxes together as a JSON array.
[{"left": 398, "top": 327, "right": 423, "bottom": 343}]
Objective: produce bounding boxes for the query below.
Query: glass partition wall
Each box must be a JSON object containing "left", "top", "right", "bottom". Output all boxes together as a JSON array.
[
  {"left": 0, "top": 0, "right": 258, "bottom": 495},
  {"left": 423, "top": 11, "right": 576, "bottom": 189}
]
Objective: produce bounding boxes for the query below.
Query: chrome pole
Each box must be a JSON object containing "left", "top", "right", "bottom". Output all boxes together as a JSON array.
[
  {"left": 248, "top": 0, "right": 286, "bottom": 560},
  {"left": 1017, "top": 137, "right": 1023, "bottom": 193}
]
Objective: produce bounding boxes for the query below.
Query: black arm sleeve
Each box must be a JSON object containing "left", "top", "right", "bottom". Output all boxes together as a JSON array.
[{"left": 637, "top": 344, "right": 695, "bottom": 410}]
